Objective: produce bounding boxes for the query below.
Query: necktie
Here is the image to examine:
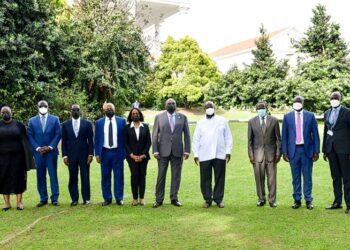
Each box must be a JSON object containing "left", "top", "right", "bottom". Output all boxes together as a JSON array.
[
  {"left": 329, "top": 109, "right": 336, "bottom": 126},
  {"left": 170, "top": 115, "right": 175, "bottom": 132},
  {"left": 108, "top": 118, "right": 113, "bottom": 147},
  {"left": 261, "top": 117, "right": 266, "bottom": 132},
  {"left": 296, "top": 112, "right": 302, "bottom": 144},
  {"left": 41, "top": 116, "right": 46, "bottom": 133},
  {"left": 73, "top": 120, "right": 79, "bottom": 138}
]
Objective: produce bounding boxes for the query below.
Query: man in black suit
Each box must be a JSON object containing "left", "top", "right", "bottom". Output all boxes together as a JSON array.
[
  {"left": 323, "top": 91, "right": 350, "bottom": 214},
  {"left": 62, "top": 104, "right": 94, "bottom": 206}
]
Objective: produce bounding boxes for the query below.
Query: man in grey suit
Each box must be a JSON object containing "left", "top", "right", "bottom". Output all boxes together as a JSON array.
[
  {"left": 152, "top": 98, "right": 191, "bottom": 208},
  {"left": 248, "top": 101, "right": 281, "bottom": 208}
]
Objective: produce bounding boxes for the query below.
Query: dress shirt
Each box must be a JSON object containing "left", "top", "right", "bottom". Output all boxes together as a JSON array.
[
  {"left": 294, "top": 110, "right": 304, "bottom": 145},
  {"left": 259, "top": 115, "right": 267, "bottom": 125},
  {"left": 329, "top": 105, "right": 341, "bottom": 127},
  {"left": 192, "top": 115, "right": 233, "bottom": 162},
  {"left": 130, "top": 121, "right": 144, "bottom": 141},
  {"left": 36, "top": 113, "right": 53, "bottom": 151},
  {"left": 103, "top": 116, "right": 118, "bottom": 149},
  {"left": 72, "top": 117, "right": 80, "bottom": 138}
]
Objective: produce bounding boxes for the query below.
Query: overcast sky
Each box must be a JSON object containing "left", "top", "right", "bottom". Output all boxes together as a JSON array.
[{"left": 159, "top": 0, "right": 350, "bottom": 53}]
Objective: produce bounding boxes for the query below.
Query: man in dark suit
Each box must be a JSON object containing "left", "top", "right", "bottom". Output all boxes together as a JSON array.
[
  {"left": 282, "top": 96, "right": 320, "bottom": 209},
  {"left": 62, "top": 104, "right": 94, "bottom": 206},
  {"left": 28, "top": 100, "right": 61, "bottom": 207},
  {"left": 95, "top": 103, "right": 126, "bottom": 206},
  {"left": 323, "top": 91, "right": 350, "bottom": 214},
  {"left": 248, "top": 101, "right": 281, "bottom": 208},
  {"left": 152, "top": 98, "right": 191, "bottom": 208}
]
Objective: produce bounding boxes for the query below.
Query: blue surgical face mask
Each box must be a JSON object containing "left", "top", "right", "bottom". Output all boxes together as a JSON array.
[{"left": 257, "top": 109, "right": 267, "bottom": 118}]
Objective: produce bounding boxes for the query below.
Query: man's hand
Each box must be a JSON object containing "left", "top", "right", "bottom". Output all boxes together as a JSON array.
[
  {"left": 283, "top": 154, "right": 289, "bottom": 162},
  {"left": 87, "top": 155, "right": 93, "bottom": 165},
  {"left": 96, "top": 156, "right": 101, "bottom": 164},
  {"left": 323, "top": 153, "right": 328, "bottom": 162},
  {"left": 153, "top": 153, "right": 160, "bottom": 160},
  {"left": 313, "top": 153, "right": 319, "bottom": 162},
  {"left": 249, "top": 157, "right": 255, "bottom": 165},
  {"left": 63, "top": 157, "right": 69, "bottom": 166},
  {"left": 194, "top": 157, "right": 199, "bottom": 165},
  {"left": 183, "top": 154, "right": 189, "bottom": 160},
  {"left": 226, "top": 154, "right": 231, "bottom": 163},
  {"left": 38, "top": 147, "right": 46, "bottom": 154}
]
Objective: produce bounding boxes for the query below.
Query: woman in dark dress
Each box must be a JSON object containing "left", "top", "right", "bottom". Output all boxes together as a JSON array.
[
  {"left": 0, "top": 105, "right": 31, "bottom": 210},
  {"left": 124, "top": 108, "right": 151, "bottom": 206}
]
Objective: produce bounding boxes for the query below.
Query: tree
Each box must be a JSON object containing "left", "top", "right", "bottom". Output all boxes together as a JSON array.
[{"left": 146, "top": 36, "right": 221, "bottom": 108}]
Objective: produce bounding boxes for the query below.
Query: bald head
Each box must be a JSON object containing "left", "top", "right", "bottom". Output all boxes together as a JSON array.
[
  {"left": 165, "top": 98, "right": 176, "bottom": 114},
  {"left": 330, "top": 91, "right": 341, "bottom": 101}
]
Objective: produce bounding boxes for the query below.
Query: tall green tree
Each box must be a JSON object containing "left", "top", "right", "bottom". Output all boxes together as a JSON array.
[{"left": 145, "top": 36, "right": 221, "bottom": 108}]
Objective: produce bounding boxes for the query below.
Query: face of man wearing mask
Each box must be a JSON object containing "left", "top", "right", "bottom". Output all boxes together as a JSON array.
[
  {"left": 205, "top": 101, "right": 215, "bottom": 118},
  {"left": 71, "top": 105, "right": 80, "bottom": 120},
  {"left": 165, "top": 99, "right": 176, "bottom": 114},
  {"left": 104, "top": 104, "right": 115, "bottom": 118},
  {"left": 1, "top": 107, "right": 12, "bottom": 122},
  {"left": 292, "top": 96, "right": 304, "bottom": 112},
  {"left": 38, "top": 101, "right": 48, "bottom": 115},
  {"left": 330, "top": 92, "right": 341, "bottom": 108}
]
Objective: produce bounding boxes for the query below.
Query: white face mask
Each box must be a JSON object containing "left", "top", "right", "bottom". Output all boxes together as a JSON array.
[
  {"left": 39, "top": 107, "right": 48, "bottom": 115},
  {"left": 292, "top": 102, "right": 303, "bottom": 111},
  {"left": 206, "top": 108, "right": 215, "bottom": 116},
  {"left": 330, "top": 99, "right": 340, "bottom": 108}
]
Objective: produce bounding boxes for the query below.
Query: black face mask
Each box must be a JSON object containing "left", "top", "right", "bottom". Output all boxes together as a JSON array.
[
  {"left": 106, "top": 110, "right": 114, "bottom": 118},
  {"left": 72, "top": 110, "right": 80, "bottom": 119},
  {"left": 131, "top": 115, "right": 140, "bottom": 122},
  {"left": 166, "top": 106, "right": 176, "bottom": 114},
  {"left": 2, "top": 113, "right": 11, "bottom": 121}
]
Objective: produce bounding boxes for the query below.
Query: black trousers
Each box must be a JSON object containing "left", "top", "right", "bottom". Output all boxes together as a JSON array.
[
  {"left": 127, "top": 159, "right": 148, "bottom": 199},
  {"left": 199, "top": 158, "right": 226, "bottom": 204},
  {"left": 68, "top": 160, "right": 90, "bottom": 202},
  {"left": 328, "top": 149, "right": 350, "bottom": 208}
]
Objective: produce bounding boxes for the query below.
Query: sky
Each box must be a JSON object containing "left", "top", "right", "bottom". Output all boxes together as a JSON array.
[{"left": 159, "top": 0, "right": 350, "bottom": 53}]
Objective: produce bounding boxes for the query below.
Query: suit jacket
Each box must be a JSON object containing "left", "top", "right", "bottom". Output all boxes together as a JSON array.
[
  {"left": 94, "top": 116, "right": 126, "bottom": 159},
  {"left": 248, "top": 115, "right": 281, "bottom": 162},
  {"left": 152, "top": 111, "right": 191, "bottom": 158},
  {"left": 281, "top": 110, "right": 320, "bottom": 159},
  {"left": 322, "top": 106, "right": 350, "bottom": 154},
  {"left": 124, "top": 122, "right": 151, "bottom": 160},
  {"left": 61, "top": 118, "right": 94, "bottom": 162},
  {"left": 27, "top": 114, "right": 61, "bottom": 156}
]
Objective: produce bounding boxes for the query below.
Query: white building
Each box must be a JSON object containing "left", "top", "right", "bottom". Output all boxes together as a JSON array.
[{"left": 210, "top": 27, "right": 303, "bottom": 73}]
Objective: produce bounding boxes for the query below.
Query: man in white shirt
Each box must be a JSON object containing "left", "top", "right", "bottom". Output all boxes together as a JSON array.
[{"left": 192, "top": 101, "right": 233, "bottom": 208}]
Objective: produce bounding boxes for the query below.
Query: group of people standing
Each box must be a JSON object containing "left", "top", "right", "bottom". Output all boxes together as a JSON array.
[
  {"left": 248, "top": 91, "right": 350, "bottom": 214},
  {"left": 0, "top": 92, "right": 350, "bottom": 214}
]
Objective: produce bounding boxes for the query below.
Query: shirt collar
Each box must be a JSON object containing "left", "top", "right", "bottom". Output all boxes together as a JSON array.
[
  {"left": 167, "top": 112, "right": 176, "bottom": 117},
  {"left": 130, "top": 121, "right": 144, "bottom": 128},
  {"left": 332, "top": 105, "right": 341, "bottom": 111},
  {"left": 40, "top": 113, "right": 47, "bottom": 118},
  {"left": 106, "top": 115, "right": 115, "bottom": 120},
  {"left": 72, "top": 117, "right": 80, "bottom": 122}
]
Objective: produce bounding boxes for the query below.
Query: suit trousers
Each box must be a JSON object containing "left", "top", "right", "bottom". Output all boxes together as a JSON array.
[
  {"left": 289, "top": 146, "right": 313, "bottom": 202},
  {"left": 34, "top": 152, "right": 59, "bottom": 202},
  {"left": 101, "top": 148, "right": 124, "bottom": 202},
  {"left": 68, "top": 160, "right": 90, "bottom": 202},
  {"left": 155, "top": 154, "right": 183, "bottom": 203},
  {"left": 327, "top": 148, "right": 350, "bottom": 208},
  {"left": 199, "top": 158, "right": 226, "bottom": 204},
  {"left": 127, "top": 159, "right": 148, "bottom": 199},
  {"left": 253, "top": 157, "right": 276, "bottom": 203}
]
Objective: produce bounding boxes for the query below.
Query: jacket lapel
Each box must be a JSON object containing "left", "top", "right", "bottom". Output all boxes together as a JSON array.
[{"left": 333, "top": 106, "right": 344, "bottom": 129}]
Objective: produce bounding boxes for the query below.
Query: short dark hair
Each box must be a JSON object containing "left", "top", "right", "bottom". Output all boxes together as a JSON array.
[{"left": 127, "top": 108, "right": 144, "bottom": 123}]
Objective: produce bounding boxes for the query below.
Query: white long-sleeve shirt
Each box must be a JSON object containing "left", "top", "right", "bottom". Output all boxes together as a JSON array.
[{"left": 192, "top": 115, "right": 233, "bottom": 162}]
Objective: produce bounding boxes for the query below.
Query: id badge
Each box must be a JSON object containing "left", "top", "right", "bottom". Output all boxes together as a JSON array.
[{"left": 327, "top": 130, "right": 334, "bottom": 136}]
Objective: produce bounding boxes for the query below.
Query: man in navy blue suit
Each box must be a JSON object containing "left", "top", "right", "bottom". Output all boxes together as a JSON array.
[
  {"left": 28, "top": 100, "right": 61, "bottom": 207},
  {"left": 282, "top": 96, "right": 320, "bottom": 210},
  {"left": 62, "top": 104, "right": 94, "bottom": 206},
  {"left": 95, "top": 103, "right": 126, "bottom": 206}
]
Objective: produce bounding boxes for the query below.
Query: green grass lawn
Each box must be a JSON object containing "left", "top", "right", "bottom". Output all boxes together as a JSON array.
[{"left": 1, "top": 122, "right": 350, "bottom": 249}]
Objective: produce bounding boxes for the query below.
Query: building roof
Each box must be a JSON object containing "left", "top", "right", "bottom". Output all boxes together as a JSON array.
[{"left": 209, "top": 27, "right": 289, "bottom": 59}]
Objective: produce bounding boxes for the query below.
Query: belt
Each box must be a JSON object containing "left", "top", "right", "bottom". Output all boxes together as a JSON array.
[{"left": 296, "top": 144, "right": 304, "bottom": 147}]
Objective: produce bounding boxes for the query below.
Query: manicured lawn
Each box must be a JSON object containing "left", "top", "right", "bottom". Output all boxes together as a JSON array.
[{"left": 1, "top": 122, "right": 350, "bottom": 249}]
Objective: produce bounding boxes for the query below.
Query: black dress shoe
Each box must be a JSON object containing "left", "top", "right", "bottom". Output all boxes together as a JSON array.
[
  {"left": 257, "top": 201, "right": 266, "bottom": 207},
  {"left": 37, "top": 201, "right": 48, "bottom": 207},
  {"left": 171, "top": 199, "right": 182, "bottom": 207},
  {"left": 102, "top": 200, "right": 112, "bottom": 206},
  {"left": 326, "top": 202, "right": 342, "bottom": 209},
  {"left": 153, "top": 201, "right": 163, "bottom": 208},
  {"left": 16, "top": 206, "right": 24, "bottom": 211},
  {"left": 217, "top": 202, "right": 225, "bottom": 208},
  {"left": 306, "top": 201, "right": 314, "bottom": 210},
  {"left": 70, "top": 201, "right": 78, "bottom": 207},
  {"left": 345, "top": 208, "right": 350, "bottom": 214},
  {"left": 269, "top": 202, "right": 277, "bottom": 208},
  {"left": 52, "top": 201, "right": 60, "bottom": 206},
  {"left": 116, "top": 200, "right": 124, "bottom": 206},
  {"left": 2, "top": 206, "right": 11, "bottom": 211},
  {"left": 292, "top": 201, "right": 301, "bottom": 209},
  {"left": 83, "top": 200, "right": 90, "bottom": 206}
]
